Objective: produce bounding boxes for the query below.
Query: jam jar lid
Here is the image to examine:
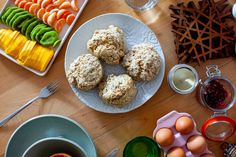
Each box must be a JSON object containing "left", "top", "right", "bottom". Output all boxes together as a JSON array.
[
  {"left": 202, "top": 116, "right": 236, "bottom": 142},
  {"left": 168, "top": 64, "right": 199, "bottom": 94}
]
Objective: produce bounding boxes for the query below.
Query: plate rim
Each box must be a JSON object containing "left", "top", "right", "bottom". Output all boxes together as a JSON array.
[
  {"left": 64, "top": 13, "right": 166, "bottom": 114},
  {"left": 4, "top": 114, "right": 97, "bottom": 157}
]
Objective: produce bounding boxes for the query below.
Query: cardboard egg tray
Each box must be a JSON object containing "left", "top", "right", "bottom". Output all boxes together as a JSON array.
[{"left": 153, "top": 111, "right": 213, "bottom": 157}]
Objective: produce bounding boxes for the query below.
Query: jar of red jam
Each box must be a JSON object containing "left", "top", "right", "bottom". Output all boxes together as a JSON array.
[
  {"left": 199, "top": 65, "right": 236, "bottom": 141},
  {"left": 199, "top": 65, "right": 235, "bottom": 112}
]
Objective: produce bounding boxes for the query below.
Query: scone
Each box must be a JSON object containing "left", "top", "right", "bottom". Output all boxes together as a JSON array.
[
  {"left": 66, "top": 54, "right": 103, "bottom": 90},
  {"left": 99, "top": 74, "right": 137, "bottom": 106},
  {"left": 123, "top": 43, "right": 161, "bottom": 81},
  {"left": 87, "top": 25, "right": 125, "bottom": 64}
]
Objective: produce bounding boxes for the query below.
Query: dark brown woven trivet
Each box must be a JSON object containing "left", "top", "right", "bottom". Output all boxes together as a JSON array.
[{"left": 169, "top": 0, "right": 236, "bottom": 64}]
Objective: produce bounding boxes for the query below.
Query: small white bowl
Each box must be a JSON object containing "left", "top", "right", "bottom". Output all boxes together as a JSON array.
[{"left": 22, "top": 137, "right": 87, "bottom": 157}]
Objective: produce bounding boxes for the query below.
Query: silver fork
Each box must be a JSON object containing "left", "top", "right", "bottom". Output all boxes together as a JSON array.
[
  {"left": 0, "top": 80, "right": 60, "bottom": 127},
  {"left": 106, "top": 148, "right": 119, "bottom": 157}
]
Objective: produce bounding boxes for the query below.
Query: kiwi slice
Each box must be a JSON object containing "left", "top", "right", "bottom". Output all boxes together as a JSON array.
[
  {"left": 53, "top": 39, "right": 61, "bottom": 47},
  {"left": 1, "top": 7, "right": 18, "bottom": 23},
  {"left": 30, "top": 24, "right": 47, "bottom": 41},
  {"left": 12, "top": 14, "right": 33, "bottom": 30},
  {"left": 21, "top": 17, "right": 37, "bottom": 35},
  {"left": 17, "top": 17, "right": 31, "bottom": 30},
  {"left": 5, "top": 8, "right": 24, "bottom": 26},
  {"left": 9, "top": 11, "right": 28, "bottom": 27},
  {"left": 25, "top": 20, "right": 40, "bottom": 39},
  {"left": 35, "top": 27, "right": 53, "bottom": 42}
]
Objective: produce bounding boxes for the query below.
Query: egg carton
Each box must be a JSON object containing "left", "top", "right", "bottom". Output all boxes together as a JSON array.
[{"left": 153, "top": 111, "right": 213, "bottom": 157}]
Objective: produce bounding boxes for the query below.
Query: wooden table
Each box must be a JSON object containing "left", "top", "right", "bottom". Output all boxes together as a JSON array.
[{"left": 0, "top": 0, "right": 236, "bottom": 156}]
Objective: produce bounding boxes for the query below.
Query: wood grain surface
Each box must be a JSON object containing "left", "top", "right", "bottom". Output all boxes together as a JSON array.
[{"left": 0, "top": 0, "right": 236, "bottom": 156}]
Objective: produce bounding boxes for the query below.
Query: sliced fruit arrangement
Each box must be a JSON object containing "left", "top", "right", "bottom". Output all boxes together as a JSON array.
[
  {"left": 0, "top": 29, "right": 54, "bottom": 72},
  {"left": 14, "top": 0, "right": 78, "bottom": 32},
  {"left": 0, "top": 6, "right": 60, "bottom": 47}
]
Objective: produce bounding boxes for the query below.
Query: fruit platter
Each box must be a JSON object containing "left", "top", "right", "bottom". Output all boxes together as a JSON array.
[{"left": 0, "top": 0, "right": 88, "bottom": 76}]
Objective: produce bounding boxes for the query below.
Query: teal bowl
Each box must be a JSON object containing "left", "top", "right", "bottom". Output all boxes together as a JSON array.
[
  {"left": 123, "top": 136, "right": 161, "bottom": 157},
  {"left": 4, "top": 114, "right": 97, "bottom": 157},
  {"left": 22, "top": 137, "right": 87, "bottom": 157}
]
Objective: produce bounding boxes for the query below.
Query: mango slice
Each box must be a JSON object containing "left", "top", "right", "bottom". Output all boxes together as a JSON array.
[
  {"left": 5, "top": 34, "right": 27, "bottom": 58},
  {"left": 0, "top": 29, "right": 54, "bottom": 72}
]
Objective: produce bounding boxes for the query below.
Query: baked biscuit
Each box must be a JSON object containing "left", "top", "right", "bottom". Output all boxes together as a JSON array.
[
  {"left": 99, "top": 74, "right": 137, "bottom": 106},
  {"left": 67, "top": 54, "right": 103, "bottom": 90},
  {"left": 87, "top": 25, "right": 125, "bottom": 64},
  {"left": 123, "top": 43, "right": 161, "bottom": 81}
]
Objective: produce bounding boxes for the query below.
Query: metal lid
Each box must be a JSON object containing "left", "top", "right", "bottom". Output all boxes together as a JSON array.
[
  {"left": 202, "top": 116, "right": 236, "bottom": 142},
  {"left": 168, "top": 64, "right": 199, "bottom": 94}
]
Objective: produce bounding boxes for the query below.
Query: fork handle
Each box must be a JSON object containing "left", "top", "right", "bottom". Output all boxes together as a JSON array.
[{"left": 0, "top": 96, "right": 40, "bottom": 127}]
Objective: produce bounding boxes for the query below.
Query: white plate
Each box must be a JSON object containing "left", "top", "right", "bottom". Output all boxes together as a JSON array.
[
  {"left": 0, "top": 0, "right": 88, "bottom": 76},
  {"left": 65, "top": 13, "right": 165, "bottom": 113}
]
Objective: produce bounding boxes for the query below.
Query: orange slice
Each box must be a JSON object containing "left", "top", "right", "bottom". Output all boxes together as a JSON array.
[
  {"left": 18, "top": 0, "right": 27, "bottom": 8},
  {"left": 29, "top": 3, "right": 40, "bottom": 15},
  {"left": 47, "top": 12, "right": 56, "bottom": 26},
  {"left": 50, "top": 8, "right": 59, "bottom": 14},
  {"left": 41, "top": 0, "right": 52, "bottom": 8},
  {"left": 53, "top": 0, "right": 65, "bottom": 7},
  {"left": 66, "top": 13, "right": 75, "bottom": 25},
  {"left": 71, "top": 0, "right": 79, "bottom": 12},
  {"left": 42, "top": 11, "right": 50, "bottom": 24},
  {"left": 37, "top": 0, "right": 44, "bottom": 6},
  {"left": 15, "top": 0, "right": 22, "bottom": 6},
  {"left": 56, "top": 9, "right": 70, "bottom": 19},
  {"left": 59, "top": 1, "right": 71, "bottom": 9},
  {"left": 55, "top": 18, "right": 65, "bottom": 32},
  {"left": 37, "top": 8, "right": 46, "bottom": 20},
  {"left": 24, "top": 2, "right": 33, "bottom": 11},
  {"left": 45, "top": 3, "right": 55, "bottom": 11}
]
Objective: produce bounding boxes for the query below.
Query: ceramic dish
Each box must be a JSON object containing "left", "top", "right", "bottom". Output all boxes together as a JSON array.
[
  {"left": 5, "top": 114, "right": 97, "bottom": 157},
  {"left": 0, "top": 0, "right": 88, "bottom": 76},
  {"left": 65, "top": 13, "right": 165, "bottom": 113},
  {"left": 22, "top": 137, "right": 87, "bottom": 157}
]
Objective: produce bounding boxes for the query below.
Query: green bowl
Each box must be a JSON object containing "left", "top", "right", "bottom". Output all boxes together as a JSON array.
[{"left": 123, "top": 136, "right": 161, "bottom": 157}]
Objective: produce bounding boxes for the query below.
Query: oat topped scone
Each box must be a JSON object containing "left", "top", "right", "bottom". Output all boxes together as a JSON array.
[
  {"left": 87, "top": 25, "right": 125, "bottom": 64},
  {"left": 123, "top": 43, "right": 161, "bottom": 81},
  {"left": 99, "top": 74, "right": 137, "bottom": 106},
  {"left": 67, "top": 54, "right": 103, "bottom": 90}
]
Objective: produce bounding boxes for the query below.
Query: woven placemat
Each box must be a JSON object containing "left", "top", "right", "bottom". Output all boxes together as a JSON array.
[{"left": 169, "top": 0, "right": 236, "bottom": 64}]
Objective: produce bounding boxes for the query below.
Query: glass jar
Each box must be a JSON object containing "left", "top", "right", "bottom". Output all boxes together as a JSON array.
[
  {"left": 125, "top": 0, "right": 159, "bottom": 11},
  {"left": 168, "top": 64, "right": 199, "bottom": 94},
  {"left": 199, "top": 65, "right": 236, "bottom": 141}
]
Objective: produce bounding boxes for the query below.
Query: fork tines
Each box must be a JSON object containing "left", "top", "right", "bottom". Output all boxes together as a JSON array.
[{"left": 47, "top": 80, "right": 60, "bottom": 93}]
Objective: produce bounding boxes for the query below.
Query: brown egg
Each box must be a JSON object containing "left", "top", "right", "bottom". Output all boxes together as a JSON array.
[
  {"left": 155, "top": 128, "right": 174, "bottom": 147},
  {"left": 175, "top": 116, "right": 194, "bottom": 134},
  {"left": 187, "top": 135, "right": 207, "bottom": 154},
  {"left": 201, "top": 154, "right": 215, "bottom": 157},
  {"left": 167, "top": 147, "right": 186, "bottom": 157}
]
